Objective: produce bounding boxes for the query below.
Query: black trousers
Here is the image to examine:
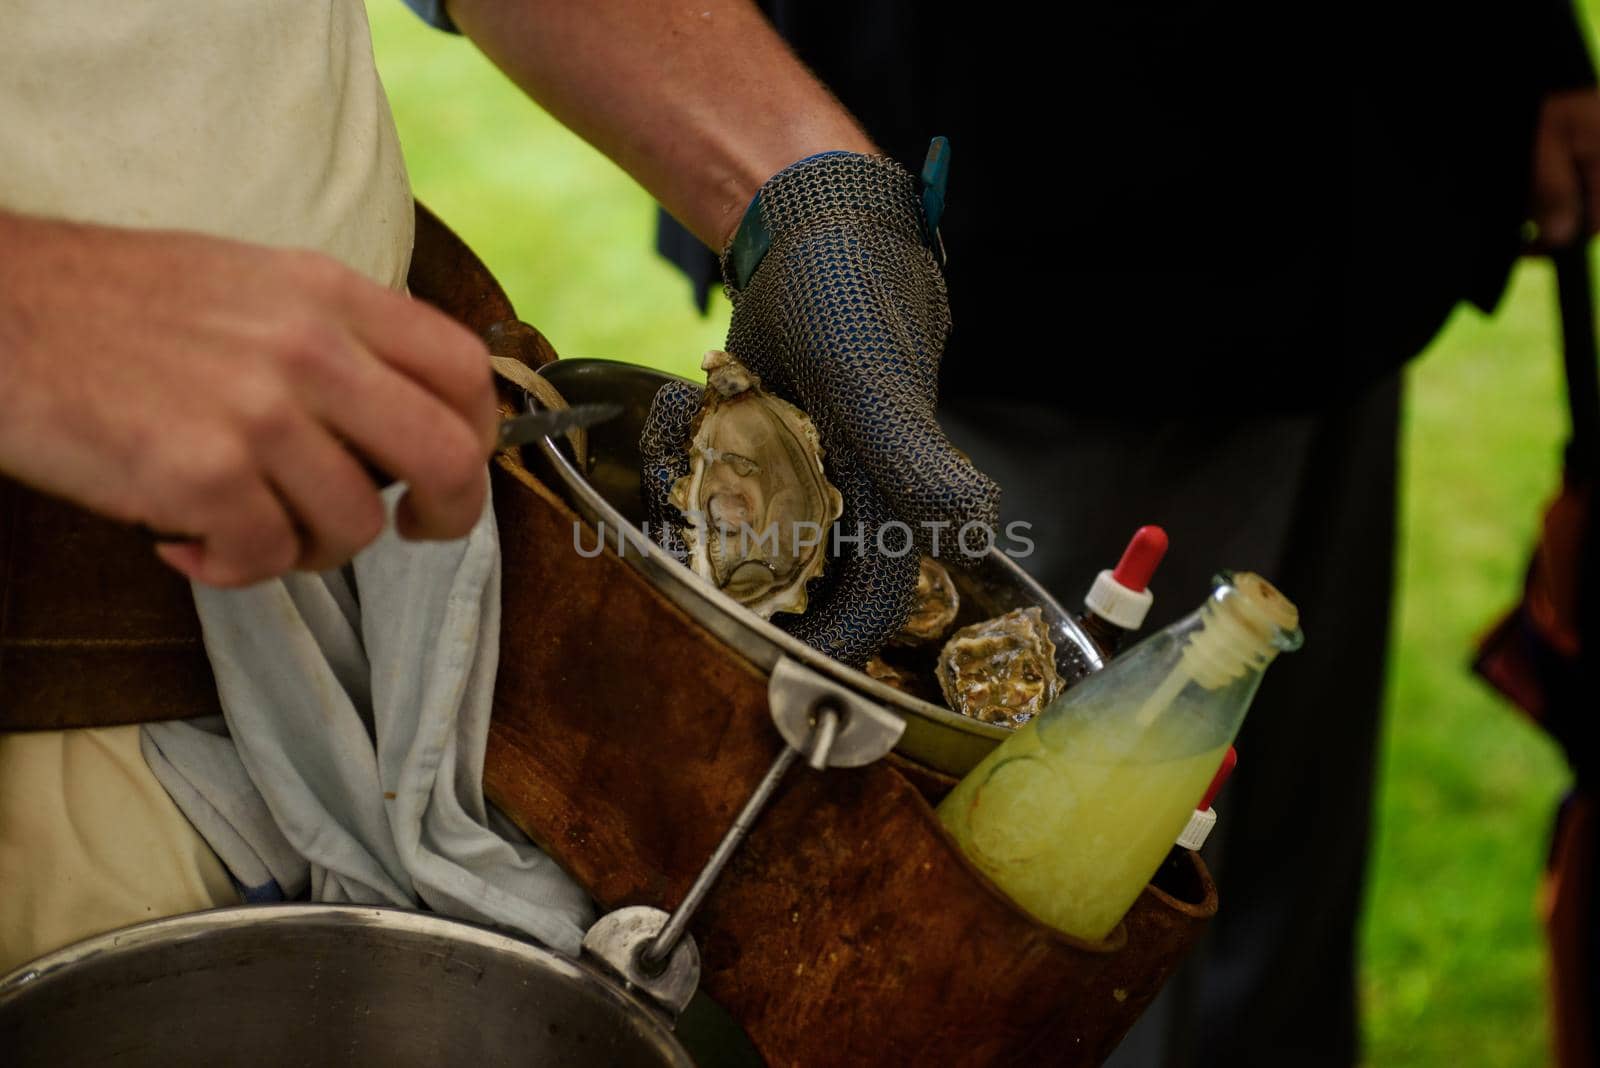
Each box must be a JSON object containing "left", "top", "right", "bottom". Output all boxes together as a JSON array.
[{"left": 940, "top": 372, "right": 1402, "bottom": 1067}]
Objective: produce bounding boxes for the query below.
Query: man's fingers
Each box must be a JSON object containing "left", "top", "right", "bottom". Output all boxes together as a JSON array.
[
  {"left": 316, "top": 347, "right": 491, "bottom": 541},
  {"left": 823, "top": 381, "right": 1000, "bottom": 553},
  {"left": 393, "top": 476, "right": 489, "bottom": 543},
  {"left": 259, "top": 414, "right": 389, "bottom": 571},
  {"left": 153, "top": 475, "right": 302, "bottom": 588},
  {"left": 329, "top": 272, "right": 498, "bottom": 445}
]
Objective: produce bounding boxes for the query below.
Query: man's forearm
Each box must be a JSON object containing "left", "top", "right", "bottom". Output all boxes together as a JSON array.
[{"left": 446, "top": 0, "right": 874, "bottom": 249}]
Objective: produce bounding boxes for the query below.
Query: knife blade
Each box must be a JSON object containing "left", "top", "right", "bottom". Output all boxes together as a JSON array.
[{"left": 496, "top": 402, "right": 623, "bottom": 449}]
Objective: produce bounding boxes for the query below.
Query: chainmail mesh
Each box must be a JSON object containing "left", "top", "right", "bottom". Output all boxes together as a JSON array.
[
  {"left": 721, "top": 153, "right": 1000, "bottom": 554},
  {"left": 639, "top": 380, "right": 698, "bottom": 561},
  {"left": 639, "top": 152, "right": 996, "bottom": 667}
]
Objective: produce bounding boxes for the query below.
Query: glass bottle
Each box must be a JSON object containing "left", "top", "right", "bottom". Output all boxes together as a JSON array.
[{"left": 937, "top": 571, "right": 1301, "bottom": 943}]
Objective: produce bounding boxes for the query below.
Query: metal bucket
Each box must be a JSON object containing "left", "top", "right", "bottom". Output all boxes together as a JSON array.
[
  {"left": 531, "top": 359, "right": 1102, "bottom": 777},
  {"left": 0, "top": 906, "right": 694, "bottom": 1068}
]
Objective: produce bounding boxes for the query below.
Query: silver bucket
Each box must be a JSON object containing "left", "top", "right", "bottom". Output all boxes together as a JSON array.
[
  {"left": 531, "top": 359, "right": 1102, "bottom": 777},
  {"left": 0, "top": 906, "right": 694, "bottom": 1067}
]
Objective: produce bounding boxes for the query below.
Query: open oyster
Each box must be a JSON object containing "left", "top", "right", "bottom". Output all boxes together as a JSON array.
[
  {"left": 865, "top": 556, "right": 961, "bottom": 700},
  {"left": 936, "top": 607, "right": 1063, "bottom": 726},
  {"left": 669, "top": 351, "right": 844, "bottom": 619},
  {"left": 888, "top": 556, "right": 961, "bottom": 647}
]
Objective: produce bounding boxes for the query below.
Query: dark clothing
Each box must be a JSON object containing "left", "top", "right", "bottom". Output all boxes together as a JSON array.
[
  {"left": 656, "top": 5, "right": 1591, "bottom": 1064},
  {"left": 660, "top": 2, "right": 1593, "bottom": 411},
  {"left": 941, "top": 372, "right": 1401, "bottom": 1066}
]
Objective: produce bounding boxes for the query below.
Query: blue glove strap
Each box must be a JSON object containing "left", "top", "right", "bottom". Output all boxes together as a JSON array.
[
  {"left": 726, "top": 191, "right": 774, "bottom": 291},
  {"left": 727, "top": 140, "right": 950, "bottom": 289},
  {"left": 920, "top": 136, "right": 950, "bottom": 264},
  {"left": 920, "top": 136, "right": 950, "bottom": 239}
]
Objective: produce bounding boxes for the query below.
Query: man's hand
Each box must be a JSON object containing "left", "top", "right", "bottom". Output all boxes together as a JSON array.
[
  {"left": 1531, "top": 88, "right": 1600, "bottom": 248},
  {"left": 0, "top": 212, "right": 497, "bottom": 587},
  {"left": 446, "top": 0, "right": 999, "bottom": 663},
  {"left": 642, "top": 154, "right": 1000, "bottom": 666},
  {"left": 721, "top": 154, "right": 1000, "bottom": 547}
]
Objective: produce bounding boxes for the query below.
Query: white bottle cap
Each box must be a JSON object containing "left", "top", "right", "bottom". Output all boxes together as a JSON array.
[
  {"left": 1176, "top": 806, "right": 1218, "bottom": 851},
  {"left": 1085, "top": 569, "right": 1156, "bottom": 630}
]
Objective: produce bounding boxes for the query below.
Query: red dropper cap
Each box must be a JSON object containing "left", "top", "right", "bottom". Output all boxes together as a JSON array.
[
  {"left": 1110, "top": 525, "right": 1169, "bottom": 594},
  {"left": 1177, "top": 746, "right": 1238, "bottom": 850},
  {"left": 1198, "top": 746, "right": 1238, "bottom": 811}
]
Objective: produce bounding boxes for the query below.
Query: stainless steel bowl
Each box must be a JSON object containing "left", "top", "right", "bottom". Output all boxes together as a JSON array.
[
  {"left": 0, "top": 905, "right": 693, "bottom": 1068},
  {"left": 531, "top": 359, "right": 1102, "bottom": 777}
]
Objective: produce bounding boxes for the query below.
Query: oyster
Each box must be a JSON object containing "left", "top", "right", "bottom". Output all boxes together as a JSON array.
[
  {"left": 888, "top": 556, "right": 961, "bottom": 646},
  {"left": 936, "top": 607, "right": 1063, "bottom": 726},
  {"left": 864, "top": 654, "right": 923, "bottom": 696},
  {"left": 669, "top": 351, "right": 844, "bottom": 618}
]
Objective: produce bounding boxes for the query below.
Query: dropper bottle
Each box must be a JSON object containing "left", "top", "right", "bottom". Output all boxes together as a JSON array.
[
  {"left": 1077, "top": 525, "right": 1169, "bottom": 658},
  {"left": 937, "top": 572, "right": 1301, "bottom": 943}
]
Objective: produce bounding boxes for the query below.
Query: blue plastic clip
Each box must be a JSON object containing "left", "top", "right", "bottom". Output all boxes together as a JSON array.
[{"left": 920, "top": 136, "right": 951, "bottom": 265}]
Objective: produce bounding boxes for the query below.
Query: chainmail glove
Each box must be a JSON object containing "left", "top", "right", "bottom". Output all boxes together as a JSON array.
[
  {"left": 723, "top": 151, "right": 999, "bottom": 548},
  {"left": 641, "top": 151, "right": 997, "bottom": 667}
]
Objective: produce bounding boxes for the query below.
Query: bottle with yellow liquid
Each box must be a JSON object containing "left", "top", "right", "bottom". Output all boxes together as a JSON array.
[{"left": 937, "top": 571, "right": 1301, "bottom": 943}]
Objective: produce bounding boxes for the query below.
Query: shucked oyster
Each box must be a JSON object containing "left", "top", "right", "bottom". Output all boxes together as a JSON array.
[
  {"left": 936, "top": 607, "right": 1063, "bottom": 726},
  {"left": 888, "top": 556, "right": 961, "bottom": 647},
  {"left": 669, "top": 351, "right": 844, "bottom": 619},
  {"left": 864, "top": 556, "right": 961, "bottom": 700}
]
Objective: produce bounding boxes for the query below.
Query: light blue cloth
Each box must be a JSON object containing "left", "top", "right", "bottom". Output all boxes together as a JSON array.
[{"left": 143, "top": 484, "right": 593, "bottom": 955}]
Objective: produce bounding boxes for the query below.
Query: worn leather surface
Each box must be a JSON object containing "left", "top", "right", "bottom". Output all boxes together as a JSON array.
[
  {"left": 0, "top": 480, "right": 218, "bottom": 728},
  {"left": 485, "top": 452, "right": 1216, "bottom": 1066},
  {"left": 0, "top": 204, "right": 548, "bottom": 731}
]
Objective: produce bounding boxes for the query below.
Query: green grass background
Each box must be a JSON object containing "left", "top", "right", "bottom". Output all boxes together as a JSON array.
[{"left": 367, "top": 4, "right": 1587, "bottom": 1063}]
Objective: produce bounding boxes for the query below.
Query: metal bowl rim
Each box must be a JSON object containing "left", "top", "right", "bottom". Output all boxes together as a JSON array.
[
  {"left": 530, "top": 358, "right": 1103, "bottom": 743},
  {"left": 0, "top": 902, "right": 691, "bottom": 1067}
]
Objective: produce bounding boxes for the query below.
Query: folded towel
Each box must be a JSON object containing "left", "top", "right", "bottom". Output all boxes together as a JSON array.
[{"left": 143, "top": 482, "right": 593, "bottom": 954}]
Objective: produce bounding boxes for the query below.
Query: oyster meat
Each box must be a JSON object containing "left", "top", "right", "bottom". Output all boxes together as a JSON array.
[
  {"left": 936, "top": 607, "right": 1063, "bottom": 726},
  {"left": 669, "top": 351, "right": 844, "bottom": 619}
]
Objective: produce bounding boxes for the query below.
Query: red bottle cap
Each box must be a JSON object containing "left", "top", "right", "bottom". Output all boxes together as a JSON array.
[
  {"left": 1110, "top": 525, "right": 1169, "bottom": 594},
  {"left": 1198, "top": 746, "right": 1238, "bottom": 811}
]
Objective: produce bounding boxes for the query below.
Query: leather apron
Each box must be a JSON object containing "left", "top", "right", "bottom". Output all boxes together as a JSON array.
[{"left": 0, "top": 0, "right": 413, "bottom": 971}]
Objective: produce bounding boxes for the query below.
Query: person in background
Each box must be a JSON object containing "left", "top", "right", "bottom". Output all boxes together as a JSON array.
[
  {"left": 0, "top": 0, "right": 989, "bottom": 971},
  {"left": 657, "top": 2, "right": 1600, "bottom": 1063}
]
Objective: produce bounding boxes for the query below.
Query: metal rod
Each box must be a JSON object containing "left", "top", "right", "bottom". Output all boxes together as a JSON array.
[
  {"left": 806, "top": 707, "right": 840, "bottom": 771},
  {"left": 641, "top": 744, "right": 802, "bottom": 967}
]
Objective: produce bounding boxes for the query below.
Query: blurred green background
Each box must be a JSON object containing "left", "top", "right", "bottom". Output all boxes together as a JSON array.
[{"left": 368, "top": 3, "right": 1584, "bottom": 1063}]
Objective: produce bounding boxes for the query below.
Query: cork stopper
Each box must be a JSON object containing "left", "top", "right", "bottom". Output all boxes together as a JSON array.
[
  {"left": 1180, "top": 572, "right": 1303, "bottom": 690},
  {"left": 1230, "top": 571, "right": 1300, "bottom": 636}
]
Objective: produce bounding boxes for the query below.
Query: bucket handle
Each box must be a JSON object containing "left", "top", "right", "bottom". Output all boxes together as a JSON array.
[{"left": 582, "top": 655, "right": 904, "bottom": 1017}]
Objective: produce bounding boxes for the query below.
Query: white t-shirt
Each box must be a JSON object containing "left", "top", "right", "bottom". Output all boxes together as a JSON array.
[
  {"left": 0, "top": 0, "right": 415, "bottom": 972},
  {"left": 0, "top": 0, "right": 413, "bottom": 286}
]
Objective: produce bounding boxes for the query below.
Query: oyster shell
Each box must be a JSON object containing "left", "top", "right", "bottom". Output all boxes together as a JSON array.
[
  {"left": 864, "top": 654, "right": 923, "bottom": 696},
  {"left": 936, "top": 607, "right": 1063, "bottom": 726},
  {"left": 669, "top": 351, "right": 844, "bottom": 618},
  {"left": 888, "top": 556, "right": 961, "bottom": 646}
]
